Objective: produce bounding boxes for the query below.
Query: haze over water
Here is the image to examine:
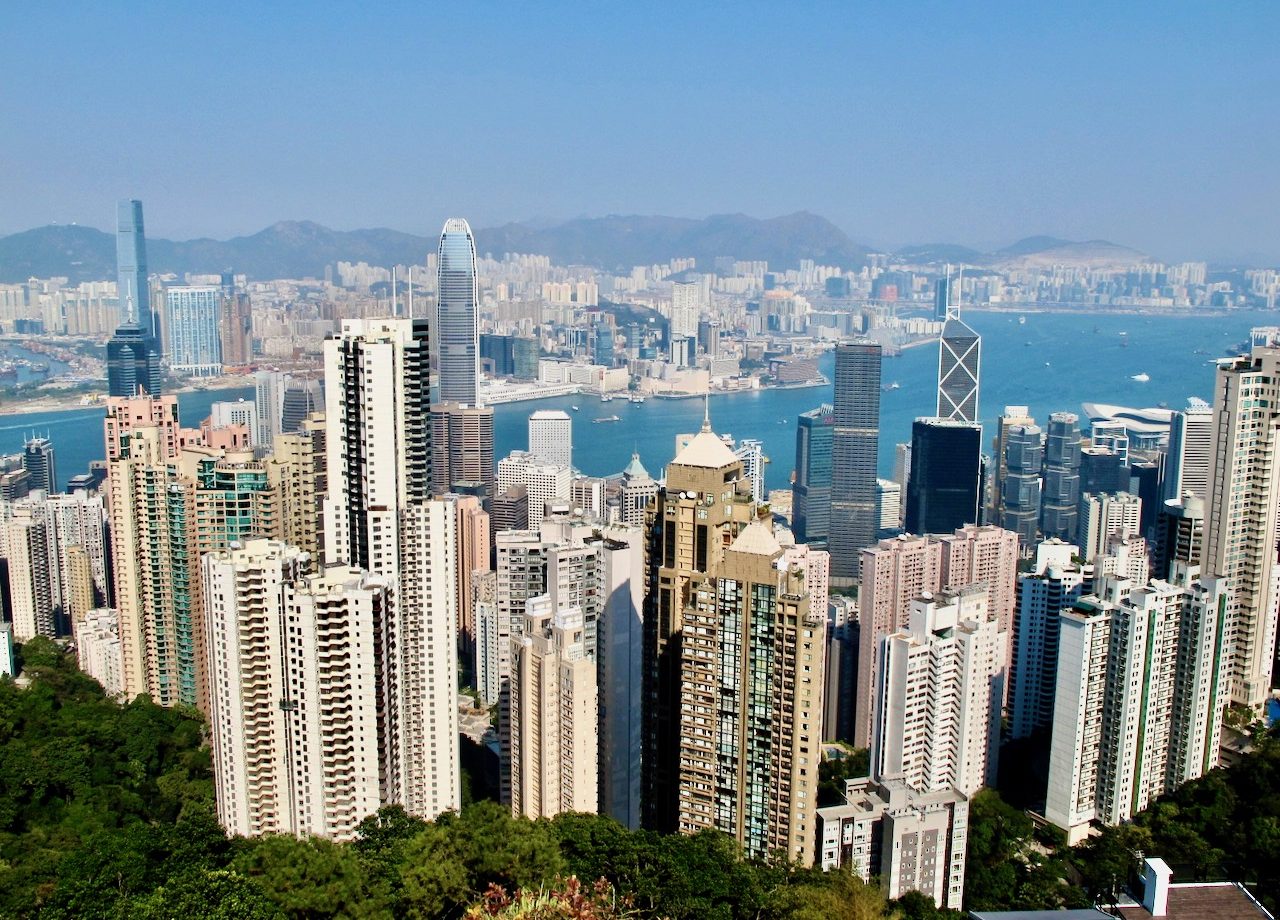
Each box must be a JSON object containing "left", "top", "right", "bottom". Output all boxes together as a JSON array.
[{"left": 0, "top": 310, "right": 1263, "bottom": 493}]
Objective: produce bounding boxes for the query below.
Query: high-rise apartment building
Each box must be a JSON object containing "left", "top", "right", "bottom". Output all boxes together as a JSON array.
[
  {"left": 1155, "top": 495, "right": 1203, "bottom": 580},
  {"left": 1078, "top": 491, "right": 1142, "bottom": 561},
  {"left": 437, "top": 218, "right": 481, "bottom": 407},
  {"left": 509, "top": 596, "right": 598, "bottom": 818},
  {"left": 829, "top": 342, "right": 881, "bottom": 582},
  {"left": 1040, "top": 412, "right": 1082, "bottom": 542},
  {"left": 1045, "top": 567, "right": 1228, "bottom": 843},
  {"left": 1009, "top": 540, "right": 1089, "bottom": 740},
  {"left": 104, "top": 392, "right": 181, "bottom": 462},
  {"left": 0, "top": 507, "right": 56, "bottom": 639},
  {"left": 1202, "top": 345, "right": 1280, "bottom": 708},
  {"left": 452, "top": 494, "right": 491, "bottom": 650},
  {"left": 642, "top": 419, "right": 757, "bottom": 832},
  {"left": 496, "top": 451, "right": 571, "bottom": 520},
  {"left": 431, "top": 403, "right": 496, "bottom": 498},
  {"left": 1163, "top": 398, "right": 1213, "bottom": 503},
  {"left": 204, "top": 541, "right": 390, "bottom": 841},
  {"left": 873, "top": 585, "right": 1005, "bottom": 797},
  {"left": 676, "top": 518, "right": 825, "bottom": 864},
  {"left": 904, "top": 418, "right": 982, "bottom": 536},
  {"left": 528, "top": 410, "right": 572, "bottom": 469},
  {"left": 792, "top": 404, "right": 834, "bottom": 544},
  {"left": 77, "top": 607, "right": 124, "bottom": 697},
  {"left": 210, "top": 400, "right": 258, "bottom": 445},
  {"left": 165, "top": 286, "right": 224, "bottom": 376}
]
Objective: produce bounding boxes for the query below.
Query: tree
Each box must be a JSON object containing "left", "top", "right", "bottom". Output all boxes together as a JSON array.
[
  {"left": 232, "top": 835, "right": 393, "bottom": 919},
  {"left": 129, "top": 869, "right": 282, "bottom": 920}
]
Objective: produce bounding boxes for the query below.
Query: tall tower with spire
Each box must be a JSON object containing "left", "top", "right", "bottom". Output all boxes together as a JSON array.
[
  {"left": 936, "top": 276, "right": 981, "bottom": 422},
  {"left": 109, "top": 200, "right": 161, "bottom": 396}
]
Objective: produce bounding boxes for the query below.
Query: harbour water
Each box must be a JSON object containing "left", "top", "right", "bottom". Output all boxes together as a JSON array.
[{"left": 0, "top": 310, "right": 1268, "bottom": 493}]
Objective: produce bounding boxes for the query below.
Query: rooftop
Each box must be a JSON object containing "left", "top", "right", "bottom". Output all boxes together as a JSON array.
[
  {"left": 1113, "top": 883, "right": 1272, "bottom": 920},
  {"left": 670, "top": 429, "right": 740, "bottom": 470}
]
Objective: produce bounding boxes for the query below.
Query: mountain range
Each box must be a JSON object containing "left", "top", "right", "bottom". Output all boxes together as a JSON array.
[{"left": 0, "top": 213, "right": 1147, "bottom": 284}]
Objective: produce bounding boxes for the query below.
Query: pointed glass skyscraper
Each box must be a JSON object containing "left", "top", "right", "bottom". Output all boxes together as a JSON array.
[
  {"left": 436, "top": 218, "right": 480, "bottom": 407},
  {"left": 936, "top": 284, "right": 980, "bottom": 422},
  {"left": 116, "top": 200, "right": 153, "bottom": 336}
]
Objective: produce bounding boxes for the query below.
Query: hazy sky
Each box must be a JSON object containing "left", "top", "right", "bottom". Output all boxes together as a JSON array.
[{"left": 3, "top": 2, "right": 1278, "bottom": 262}]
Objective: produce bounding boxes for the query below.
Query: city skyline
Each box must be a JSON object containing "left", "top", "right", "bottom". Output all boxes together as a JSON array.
[{"left": 3, "top": 5, "right": 1278, "bottom": 263}]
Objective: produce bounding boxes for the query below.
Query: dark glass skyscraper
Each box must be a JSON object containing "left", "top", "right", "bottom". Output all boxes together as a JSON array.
[
  {"left": 829, "top": 341, "right": 881, "bottom": 580},
  {"left": 436, "top": 219, "right": 480, "bottom": 407},
  {"left": 116, "top": 199, "right": 153, "bottom": 336},
  {"left": 21, "top": 437, "right": 56, "bottom": 494},
  {"left": 106, "top": 321, "right": 162, "bottom": 397},
  {"left": 904, "top": 418, "right": 983, "bottom": 535},
  {"left": 792, "top": 404, "right": 834, "bottom": 544}
]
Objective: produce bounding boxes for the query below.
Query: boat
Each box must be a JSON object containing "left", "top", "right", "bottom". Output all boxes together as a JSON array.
[
  {"left": 881, "top": 382, "right": 901, "bottom": 392},
  {"left": 628, "top": 394, "right": 645, "bottom": 404},
  {"left": 570, "top": 405, "right": 579, "bottom": 411},
  {"left": 593, "top": 415, "right": 621, "bottom": 423},
  {"left": 1024, "top": 341, "right": 1032, "bottom": 347},
  {"left": 600, "top": 394, "right": 614, "bottom": 402},
  {"left": 1018, "top": 315, "right": 1026, "bottom": 325},
  {"left": 1044, "top": 361, "right": 1051, "bottom": 367},
  {"left": 1131, "top": 373, "right": 1150, "bottom": 382}
]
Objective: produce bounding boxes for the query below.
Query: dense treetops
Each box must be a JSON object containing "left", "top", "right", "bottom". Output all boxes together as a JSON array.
[{"left": 0, "top": 639, "right": 1275, "bottom": 918}]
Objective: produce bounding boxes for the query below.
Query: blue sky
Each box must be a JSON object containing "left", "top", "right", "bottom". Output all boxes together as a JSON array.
[{"left": 3, "top": 2, "right": 1277, "bottom": 262}]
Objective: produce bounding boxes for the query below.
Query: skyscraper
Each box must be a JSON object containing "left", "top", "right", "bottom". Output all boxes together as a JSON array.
[
  {"left": 792, "top": 404, "right": 834, "bottom": 544},
  {"left": 829, "top": 341, "right": 881, "bottom": 582},
  {"left": 989, "top": 406, "right": 1034, "bottom": 522},
  {"left": 528, "top": 410, "right": 573, "bottom": 469},
  {"left": 904, "top": 418, "right": 982, "bottom": 536},
  {"left": 165, "top": 286, "right": 224, "bottom": 376},
  {"left": 106, "top": 321, "right": 162, "bottom": 397},
  {"left": 1040, "top": 412, "right": 1082, "bottom": 542},
  {"left": 999, "top": 423, "right": 1043, "bottom": 546},
  {"left": 936, "top": 312, "right": 981, "bottom": 422},
  {"left": 431, "top": 403, "right": 496, "bottom": 498},
  {"left": 21, "top": 436, "right": 56, "bottom": 495},
  {"left": 1162, "top": 398, "right": 1213, "bottom": 503},
  {"left": 437, "top": 218, "right": 481, "bottom": 407},
  {"left": 1203, "top": 345, "right": 1280, "bottom": 708},
  {"left": 116, "top": 199, "right": 152, "bottom": 336}
]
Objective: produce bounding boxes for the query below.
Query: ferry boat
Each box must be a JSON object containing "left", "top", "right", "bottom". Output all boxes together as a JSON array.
[
  {"left": 1131, "top": 373, "right": 1150, "bottom": 382},
  {"left": 593, "top": 414, "right": 621, "bottom": 423},
  {"left": 628, "top": 394, "right": 646, "bottom": 404}
]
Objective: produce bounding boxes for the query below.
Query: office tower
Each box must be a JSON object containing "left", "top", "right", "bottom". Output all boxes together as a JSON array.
[
  {"left": 618, "top": 453, "right": 657, "bottom": 529},
  {"left": 676, "top": 518, "right": 825, "bottom": 864},
  {"left": 266, "top": 416, "right": 326, "bottom": 560},
  {"left": 431, "top": 403, "right": 496, "bottom": 497},
  {"left": 253, "top": 371, "right": 285, "bottom": 448},
  {"left": 0, "top": 457, "right": 31, "bottom": 501},
  {"left": 210, "top": 400, "right": 258, "bottom": 446},
  {"left": 321, "top": 316, "right": 460, "bottom": 820},
  {"left": 452, "top": 494, "right": 491, "bottom": 650},
  {"left": 792, "top": 404, "right": 834, "bottom": 544},
  {"left": 904, "top": 418, "right": 982, "bottom": 536},
  {"left": 1203, "top": 345, "right": 1280, "bottom": 708},
  {"left": 829, "top": 341, "right": 881, "bottom": 582},
  {"left": 492, "top": 486, "right": 529, "bottom": 533},
  {"left": 1010, "top": 540, "right": 1089, "bottom": 739},
  {"left": 571, "top": 476, "right": 607, "bottom": 521},
  {"left": 642, "top": 418, "right": 756, "bottom": 832},
  {"left": 509, "top": 596, "right": 598, "bottom": 818},
  {"left": 854, "top": 535, "right": 944, "bottom": 748},
  {"left": 873, "top": 586, "right": 1005, "bottom": 797},
  {"left": 735, "top": 438, "right": 766, "bottom": 503},
  {"left": 496, "top": 451, "right": 571, "bottom": 519},
  {"left": 1045, "top": 568, "right": 1228, "bottom": 843},
  {"left": 218, "top": 287, "right": 252, "bottom": 367},
  {"left": 116, "top": 200, "right": 153, "bottom": 335},
  {"left": 697, "top": 318, "right": 720, "bottom": 358},
  {"left": 280, "top": 377, "right": 323, "bottom": 435},
  {"left": 592, "top": 323, "right": 615, "bottom": 367},
  {"left": 1163, "top": 399, "right": 1213, "bottom": 503},
  {"left": 1129, "top": 456, "right": 1163, "bottom": 537},
  {"left": 1079, "top": 446, "right": 1128, "bottom": 496},
  {"left": 936, "top": 309, "right": 981, "bottom": 423},
  {"left": 817, "top": 777, "right": 967, "bottom": 911},
  {"left": 106, "top": 321, "right": 162, "bottom": 397},
  {"left": 104, "top": 392, "right": 181, "bottom": 462},
  {"left": 990, "top": 406, "right": 1035, "bottom": 522},
  {"left": 875, "top": 479, "right": 901, "bottom": 536},
  {"left": 77, "top": 607, "right": 124, "bottom": 697},
  {"left": 999, "top": 423, "right": 1042, "bottom": 546},
  {"left": 590, "top": 524, "right": 645, "bottom": 829},
  {"left": 1078, "top": 491, "right": 1142, "bottom": 561},
  {"left": 1156, "top": 495, "right": 1203, "bottom": 579},
  {"left": 528, "top": 409, "right": 573, "bottom": 469},
  {"left": 437, "top": 218, "right": 481, "bottom": 407},
  {"left": 204, "top": 541, "right": 392, "bottom": 840},
  {"left": 933, "top": 273, "right": 951, "bottom": 321},
  {"left": 1040, "top": 412, "right": 1082, "bottom": 541},
  {"left": 1088, "top": 419, "right": 1130, "bottom": 463},
  {"left": 669, "top": 335, "right": 694, "bottom": 367},
  {"left": 21, "top": 436, "right": 56, "bottom": 494},
  {"left": 165, "top": 286, "right": 223, "bottom": 376}
]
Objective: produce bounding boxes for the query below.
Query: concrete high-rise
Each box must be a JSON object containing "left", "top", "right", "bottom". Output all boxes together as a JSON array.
[
  {"left": 618, "top": 453, "right": 658, "bottom": 529},
  {"left": 509, "top": 595, "right": 598, "bottom": 818},
  {"left": 1040, "top": 412, "right": 1082, "bottom": 542},
  {"left": 1078, "top": 491, "right": 1142, "bottom": 561},
  {"left": 1202, "top": 345, "right": 1280, "bottom": 708},
  {"left": 676, "top": 518, "right": 825, "bottom": 864},
  {"left": 527, "top": 409, "right": 573, "bottom": 469},
  {"left": 431, "top": 403, "right": 496, "bottom": 498},
  {"left": 1155, "top": 495, "right": 1203, "bottom": 579},
  {"left": 204, "top": 540, "right": 389, "bottom": 841},
  {"left": 165, "top": 287, "right": 224, "bottom": 376},
  {"left": 792, "top": 404, "right": 834, "bottom": 544},
  {"left": 437, "top": 218, "right": 481, "bottom": 407},
  {"left": 116, "top": 199, "right": 153, "bottom": 336},
  {"left": 1162, "top": 399, "right": 1213, "bottom": 503},
  {"left": 904, "top": 418, "right": 982, "bottom": 536},
  {"left": 642, "top": 418, "right": 757, "bottom": 832},
  {"left": 829, "top": 341, "right": 881, "bottom": 581}
]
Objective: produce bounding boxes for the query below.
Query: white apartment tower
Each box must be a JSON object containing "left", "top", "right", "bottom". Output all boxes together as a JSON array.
[
  {"left": 509, "top": 596, "right": 598, "bottom": 818},
  {"left": 872, "top": 585, "right": 1006, "bottom": 797},
  {"left": 528, "top": 410, "right": 573, "bottom": 470},
  {"left": 1078, "top": 491, "right": 1142, "bottom": 562},
  {"left": 1203, "top": 345, "right": 1280, "bottom": 709}
]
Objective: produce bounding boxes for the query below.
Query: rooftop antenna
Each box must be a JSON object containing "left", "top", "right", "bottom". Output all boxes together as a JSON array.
[
  {"left": 391, "top": 266, "right": 398, "bottom": 317},
  {"left": 408, "top": 265, "right": 414, "bottom": 319},
  {"left": 701, "top": 392, "right": 712, "bottom": 432},
  {"left": 126, "top": 294, "right": 136, "bottom": 324}
]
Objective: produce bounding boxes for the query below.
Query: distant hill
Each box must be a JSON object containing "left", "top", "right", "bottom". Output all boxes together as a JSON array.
[
  {"left": 893, "top": 235, "right": 1150, "bottom": 270},
  {"left": 0, "top": 212, "right": 872, "bottom": 283},
  {"left": 893, "top": 242, "right": 986, "bottom": 265}
]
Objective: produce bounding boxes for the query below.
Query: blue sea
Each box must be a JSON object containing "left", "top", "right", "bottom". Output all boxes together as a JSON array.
[{"left": 0, "top": 310, "right": 1266, "bottom": 493}]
